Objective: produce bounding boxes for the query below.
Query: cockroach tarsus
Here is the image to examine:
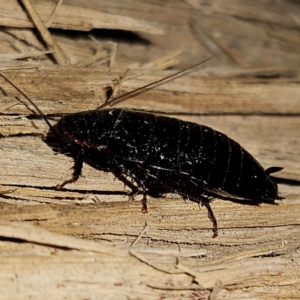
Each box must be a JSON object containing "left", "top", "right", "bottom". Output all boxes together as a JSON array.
[{"left": 0, "top": 59, "right": 284, "bottom": 238}]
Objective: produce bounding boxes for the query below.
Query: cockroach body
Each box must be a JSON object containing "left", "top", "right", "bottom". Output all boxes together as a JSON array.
[{"left": 0, "top": 60, "right": 283, "bottom": 238}]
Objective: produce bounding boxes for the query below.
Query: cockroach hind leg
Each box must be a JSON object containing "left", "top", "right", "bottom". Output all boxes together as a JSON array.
[
  {"left": 56, "top": 149, "right": 84, "bottom": 190},
  {"left": 201, "top": 201, "right": 218, "bottom": 238},
  {"left": 116, "top": 164, "right": 148, "bottom": 213},
  {"left": 136, "top": 182, "right": 148, "bottom": 213},
  {"left": 141, "top": 191, "right": 148, "bottom": 214}
]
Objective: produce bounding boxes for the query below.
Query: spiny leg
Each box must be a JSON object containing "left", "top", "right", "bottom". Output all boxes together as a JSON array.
[
  {"left": 117, "top": 163, "right": 149, "bottom": 213},
  {"left": 139, "top": 171, "right": 219, "bottom": 237},
  {"left": 141, "top": 189, "right": 148, "bottom": 213},
  {"left": 130, "top": 178, "right": 148, "bottom": 213},
  {"left": 165, "top": 186, "right": 219, "bottom": 238},
  {"left": 201, "top": 201, "right": 218, "bottom": 238},
  {"left": 56, "top": 149, "right": 84, "bottom": 190}
]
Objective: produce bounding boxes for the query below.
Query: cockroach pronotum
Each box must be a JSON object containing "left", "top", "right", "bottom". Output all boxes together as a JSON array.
[{"left": 0, "top": 59, "right": 283, "bottom": 238}]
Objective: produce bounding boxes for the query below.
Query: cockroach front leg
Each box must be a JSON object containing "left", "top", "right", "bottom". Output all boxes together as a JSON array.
[{"left": 56, "top": 149, "right": 84, "bottom": 190}]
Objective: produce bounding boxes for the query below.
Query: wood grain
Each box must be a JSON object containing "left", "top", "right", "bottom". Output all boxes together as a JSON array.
[
  {"left": 0, "top": 1, "right": 300, "bottom": 299},
  {"left": 1, "top": 66, "right": 299, "bottom": 299},
  {"left": 0, "top": 0, "right": 164, "bottom": 34}
]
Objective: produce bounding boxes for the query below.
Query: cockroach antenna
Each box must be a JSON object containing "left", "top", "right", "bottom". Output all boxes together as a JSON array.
[
  {"left": 97, "top": 56, "right": 213, "bottom": 109},
  {"left": 0, "top": 57, "right": 213, "bottom": 136},
  {"left": 0, "top": 73, "right": 59, "bottom": 138}
]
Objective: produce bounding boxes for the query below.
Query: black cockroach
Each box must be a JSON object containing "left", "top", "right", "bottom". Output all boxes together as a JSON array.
[{"left": 0, "top": 60, "right": 283, "bottom": 238}]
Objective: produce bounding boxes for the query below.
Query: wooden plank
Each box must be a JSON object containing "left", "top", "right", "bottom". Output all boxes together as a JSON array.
[
  {"left": 0, "top": 67, "right": 299, "bottom": 115},
  {"left": 0, "top": 1, "right": 300, "bottom": 299},
  {"left": 0, "top": 200, "right": 299, "bottom": 299},
  {"left": 0, "top": 64, "right": 299, "bottom": 300}
]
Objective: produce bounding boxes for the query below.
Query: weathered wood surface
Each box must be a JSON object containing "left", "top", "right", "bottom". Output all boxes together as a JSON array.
[
  {"left": 1, "top": 66, "right": 300, "bottom": 300},
  {"left": 0, "top": 0, "right": 300, "bottom": 299},
  {"left": 1, "top": 0, "right": 300, "bottom": 70}
]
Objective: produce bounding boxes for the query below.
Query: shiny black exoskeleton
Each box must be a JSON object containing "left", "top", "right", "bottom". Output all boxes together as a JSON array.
[{"left": 55, "top": 108, "right": 283, "bottom": 237}]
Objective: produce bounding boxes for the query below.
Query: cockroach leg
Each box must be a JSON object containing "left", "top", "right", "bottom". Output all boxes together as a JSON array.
[
  {"left": 56, "top": 149, "right": 84, "bottom": 190},
  {"left": 116, "top": 163, "right": 149, "bottom": 213},
  {"left": 201, "top": 201, "right": 218, "bottom": 238},
  {"left": 141, "top": 190, "right": 148, "bottom": 213}
]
